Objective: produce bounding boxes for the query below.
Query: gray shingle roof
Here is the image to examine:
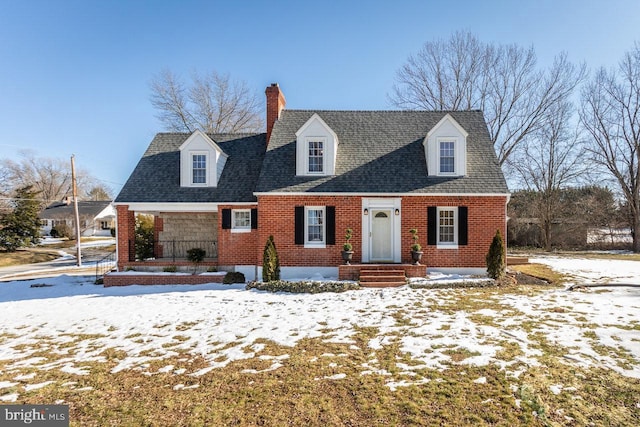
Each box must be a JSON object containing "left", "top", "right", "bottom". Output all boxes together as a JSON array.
[
  {"left": 255, "top": 110, "right": 508, "bottom": 194},
  {"left": 115, "top": 133, "right": 266, "bottom": 203},
  {"left": 39, "top": 201, "right": 111, "bottom": 219}
]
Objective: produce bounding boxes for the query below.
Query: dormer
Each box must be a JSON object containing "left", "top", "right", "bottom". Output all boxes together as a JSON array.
[
  {"left": 179, "top": 130, "right": 228, "bottom": 187},
  {"left": 424, "top": 114, "right": 468, "bottom": 177},
  {"left": 295, "top": 113, "right": 339, "bottom": 176}
]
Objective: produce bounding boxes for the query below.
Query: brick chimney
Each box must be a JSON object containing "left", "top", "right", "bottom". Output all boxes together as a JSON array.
[{"left": 265, "top": 83, "right": 286, "bottom": 143}]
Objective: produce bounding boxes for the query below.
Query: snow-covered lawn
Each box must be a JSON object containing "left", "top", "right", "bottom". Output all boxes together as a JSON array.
[{"left": 0, "top": 255, "right": 639, "bottom": 405}]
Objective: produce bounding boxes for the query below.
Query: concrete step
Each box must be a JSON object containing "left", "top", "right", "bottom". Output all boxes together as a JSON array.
[
  {"left": 359, "top": 275, "right": 406, "bottom": 282},
  {"left": 359, "top": 281, "right": 406, "bottom": 288},
  {"left": 358, "top": 268, "right": 406, "bottom": 288}
]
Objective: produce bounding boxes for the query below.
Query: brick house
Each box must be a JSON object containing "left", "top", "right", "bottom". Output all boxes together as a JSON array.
[{"left": 113, "top": 83, "right": 508, "bottom": 280}]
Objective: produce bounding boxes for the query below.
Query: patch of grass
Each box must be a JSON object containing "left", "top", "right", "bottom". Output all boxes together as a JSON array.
[
  {"left": 1, "top": 332, "right": 640, "bottom": 426},
  {"left": 175, "top": 322, "right": 198, "bottom": 332},
  {"left": 443, "top": 347, "right": 482, "bottom": 363},
  {"left": 510, "top": 263, "right": 567, "bottom": 285},
  {"left": 0, "top": 249, "right": 60, "bottom": 267}
]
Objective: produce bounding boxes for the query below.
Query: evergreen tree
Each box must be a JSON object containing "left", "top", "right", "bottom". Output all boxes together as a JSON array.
[
  {"left": 486, "top": 229, "right": 506, "bottom": 280},
  {"left": 0, "top": 185, "right": 42, "bottom": 252},
  {"left": 262, "top": 235, "right": 280, "bottom": 282},
  {"left": 134, "top": 214, "right": 155, "bottom": 260}
]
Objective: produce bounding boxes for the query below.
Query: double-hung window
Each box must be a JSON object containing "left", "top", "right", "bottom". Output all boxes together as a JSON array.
[
  {"left": 438, "top": 207, "right": 457, "bottom": 246},
  {"left": 439, "top": 141, "right": 455, "bottom": 174},
  {"left": 192, "top": 154, "right": 207, "bottom": 184},
  {"left": 308, "top": 140, "right": 324, "bottom": 173},
  {"left": 232, "top": 209, "right": 251, "bottom": 232},
  {"left": 306, "top": 207, "right": 325, "bottom": 246}
]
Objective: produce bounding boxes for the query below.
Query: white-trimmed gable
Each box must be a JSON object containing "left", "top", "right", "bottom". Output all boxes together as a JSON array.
[
  {"left": 295, "top": 113, "right": 339, "bottom": 176},
  {"left": 423, "top": 114, "right": 468, "bottom": 177},
  {"left": 179, "top": 130, "right": 228, "bottom": 187}
]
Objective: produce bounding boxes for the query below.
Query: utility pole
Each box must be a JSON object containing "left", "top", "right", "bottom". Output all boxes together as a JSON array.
[{"left": 71, "top": 155, "right": 82, "bottom": 267}]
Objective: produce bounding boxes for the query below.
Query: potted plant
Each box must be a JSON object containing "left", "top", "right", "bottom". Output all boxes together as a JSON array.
[
  {"left": 341, "top": 228, "right": 354, "bottom": 265},
  {"left": 409, "top": 228, "right": 423, "bottom": 265}
]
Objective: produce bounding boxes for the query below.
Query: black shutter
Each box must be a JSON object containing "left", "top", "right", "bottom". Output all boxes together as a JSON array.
[
  {"left": 295, "top": 206, "right": 304, "bottom": 245},
  {"left": 458, "top": 206, "right": 468, "bottom": 245},
  {"left": 427, "top": 207, "right": 437, "bottom": 245},
  {"left": 326, "top": 206, "right": 335, "bottom": 245},
  {"left": 251, "top": 208, "right": 258, "bottom": 229},
  {"left": 222, "top": 209, "right": 231, "bottom": 229}
]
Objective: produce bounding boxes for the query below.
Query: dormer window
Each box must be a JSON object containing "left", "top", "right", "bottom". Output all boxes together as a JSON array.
[
  {"left": 296, "top": 114, "right": 338, "bottom": 176},
  {"left": 192, "top": 153, "right": 207, "bottom": 184},
  {"left": 308, "top": 139, "right": 324, "bottom": 173},
  {"left": 179, "top": 130, "right": 228, "bottom": 188},
  {"left": 439, "top": 141, "right": 455, "bottom": 174},
  {"left": 424, "top": 114, "right": 468, "bottom": 177}
]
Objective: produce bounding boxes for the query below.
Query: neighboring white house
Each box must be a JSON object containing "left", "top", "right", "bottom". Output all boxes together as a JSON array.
[{"left": 39, "top": 199, "right": 115, "bottom": 237}]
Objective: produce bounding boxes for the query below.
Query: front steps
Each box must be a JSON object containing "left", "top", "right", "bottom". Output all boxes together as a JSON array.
[
  {"left": 359, "top": 268, "right": 407, "bottom": 287},
  {"left": 338, "top": 264, "right": 426, "bottom": 285}
]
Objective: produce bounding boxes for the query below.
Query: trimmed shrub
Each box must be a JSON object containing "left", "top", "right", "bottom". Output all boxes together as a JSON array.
[
  {"left": 51, "top": 223, "right": 72, "bottom": 239},
  {"left": 187, "top": 247, "right": 206, "bottom": 273},
  {"left": 206, "top": 266, "right": 218, "bottom": 272},
  {"left": 223, "top": 271, "right": 245, "bottom": 284},
  {"left": 246, "top": 280, "right": 360, "bottom": 294},
  {"left": 262, "top": 235, "right": 280, "bottom": 282},
  {"left": 163, "top": 265, "right": 177, "bottom": 272},
  {"left": 486, "top": 229, "right": 506, "bottom": 279}
]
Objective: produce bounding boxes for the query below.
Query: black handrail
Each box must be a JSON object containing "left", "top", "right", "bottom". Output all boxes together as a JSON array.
[{"left": 95, "top": 250, "right": 116, "bottom": 284}]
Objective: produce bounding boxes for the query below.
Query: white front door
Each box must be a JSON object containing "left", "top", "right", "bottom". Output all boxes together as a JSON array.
[{"left": 370, "top": 209, "right": 393, "bottom": 262}]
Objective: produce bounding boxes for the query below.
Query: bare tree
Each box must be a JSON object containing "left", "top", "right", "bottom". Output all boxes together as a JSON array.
[
  {"left": 150, "top": 69, "right": 264, "bottom": 134},
  {"left": 580, "top": 43, "right": 640, "bottom": 252},
  {"left": 390, "top": 31, "right": 586, "bottom": 165},
  {"left": 84, "top": 185, "right": 112, "bottom": 201},
  {"left": 0, "top": 152, "right": 100, "bottom": 207},
  {"left": 509, "top": 101, "right": 587, "bottom": 250}
]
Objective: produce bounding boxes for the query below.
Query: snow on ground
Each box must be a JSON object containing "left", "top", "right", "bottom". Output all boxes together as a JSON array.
[{"left": 0, "top": 255, "right": 639, "bottom": 402}]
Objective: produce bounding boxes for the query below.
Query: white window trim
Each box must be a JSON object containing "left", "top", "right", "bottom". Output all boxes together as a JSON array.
[
  {"left": 190, "top": 151, "right": 209, "bottom": 186},
  {"left": 437, "top": 138, "right": 458, "bottom": 176},
  {"left": 306, "top": 137, "right": 326, "bottom": 175},
  {"left": 437, "top": 207, "right": 458, "bottom": 249},
  {"left": 231, "top": 209, "right": 251, "bottom": 233},
  {"left": 304, "top": 206, "right": 326, "bottom": 248}
]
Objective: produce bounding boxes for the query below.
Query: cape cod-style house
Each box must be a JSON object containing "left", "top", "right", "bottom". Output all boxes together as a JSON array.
[{"left": 111, "top": 84, "right": 508, "bottom": 284}]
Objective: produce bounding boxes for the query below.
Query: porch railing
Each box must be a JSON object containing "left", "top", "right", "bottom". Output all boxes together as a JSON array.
[{"left": 130, "top": 239, "right": 218, "bottom": 262}]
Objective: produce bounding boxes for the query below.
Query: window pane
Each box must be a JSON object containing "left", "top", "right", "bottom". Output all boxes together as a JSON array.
[
  {"left": 308, "top": 141, "right": 324, "bottom": 172},
  {"left": 440, "top": 141, "right": 455, "bottom": 173},
  {"left": 192, "top": 154, "right": 206, "bottom": 183},
  {"left": 233, "top": 211, "right": 251, "bottom": 228},
  {"left": 439, "top": 209, "right": 455, "bottom": 243},
  {"left": 307, "top": 209, "right": 324, "bottom": 242}
]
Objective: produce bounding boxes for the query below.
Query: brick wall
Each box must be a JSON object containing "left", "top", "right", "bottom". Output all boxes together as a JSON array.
[
  {"left": 217, "top": 205, "right": 259, "bottom": 266},
  {"left": 255, "top": 195, "right": 506, "bottom": 269},
  {"left": 104, "top": 273, "right": 225, "bottom": 287},
  {"left": 257, "top": 195, "right": 361, "bottom": 267},
  {"left": 400, "top": 195, "right": 507, "bottom": 267}
]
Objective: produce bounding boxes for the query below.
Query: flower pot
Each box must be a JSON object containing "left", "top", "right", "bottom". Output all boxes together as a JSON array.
[
  {"left": 341, "top": 250, "right": 354, "bottom": 265},
  {"left": 411, "top": 250, "right": 423, "bottom": 265}
]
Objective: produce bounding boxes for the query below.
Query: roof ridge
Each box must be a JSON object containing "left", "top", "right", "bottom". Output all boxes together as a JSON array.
[
  {"left": 283, "top": 109, "right": 484, "bottom": 113},
  {"left": 155, "top": 131, "right": 265, "bottom": 136}
]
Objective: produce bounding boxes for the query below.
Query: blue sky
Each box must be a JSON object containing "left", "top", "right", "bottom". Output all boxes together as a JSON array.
[{"left": 1, "top": 0, "right": 638, "bottom": 195}]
